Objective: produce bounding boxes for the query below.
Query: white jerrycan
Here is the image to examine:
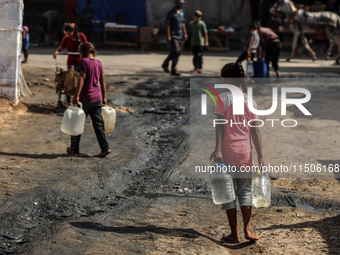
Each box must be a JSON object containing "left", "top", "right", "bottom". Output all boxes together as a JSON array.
[
  {"left": 209, "top": 163, "right": 236, "bottom": 205},
  {"left": 252, "top": 171, "right": 271, "bottom": 208},
  {"left": 91, "top": 105, "right": 116, "bottom": 134},
  {"left": 61, "top": 102, "right": 86, "bottom": 135}
]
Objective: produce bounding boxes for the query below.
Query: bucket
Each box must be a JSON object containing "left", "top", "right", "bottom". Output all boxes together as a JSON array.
[{"left": 253, "top": 60, "right": 268, "bottom": 78}]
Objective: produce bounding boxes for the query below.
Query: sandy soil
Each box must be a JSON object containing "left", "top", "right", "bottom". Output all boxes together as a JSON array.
[{"left": 0, "top": 49, "right": 340, "bottom": 254}]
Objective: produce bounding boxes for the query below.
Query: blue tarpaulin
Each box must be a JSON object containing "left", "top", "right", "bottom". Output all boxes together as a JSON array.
[{"left": 78, "top": 0, "right": 146, "bottom": 26}]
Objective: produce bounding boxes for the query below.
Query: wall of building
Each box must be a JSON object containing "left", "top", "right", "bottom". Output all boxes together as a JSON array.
[{"left": 146, "top": 0, "right": 252, "bottom": 38}]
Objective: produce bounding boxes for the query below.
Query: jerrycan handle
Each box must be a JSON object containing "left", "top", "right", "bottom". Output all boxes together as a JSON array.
[
  {"left": 72, "top": 102, "right": 83, "bottom": 109},
  {"left": 211, "top": 160, "right": 225, "bottom": 166}
]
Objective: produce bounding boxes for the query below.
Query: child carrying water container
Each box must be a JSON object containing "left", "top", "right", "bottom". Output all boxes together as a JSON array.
[
  {"left": 68, "top": 43, "right": 111, "bottom": 158},
  {"left": 210, "top": 62, "right": 264, "bottom": 243}
]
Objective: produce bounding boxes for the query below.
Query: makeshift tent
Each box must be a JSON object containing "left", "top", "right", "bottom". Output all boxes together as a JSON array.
[
  {"left": 0, "top": 0, "right": 24, "bottom": 104},
  {"left": 78, "top": 0, "right": 147, "bottom": 26}
]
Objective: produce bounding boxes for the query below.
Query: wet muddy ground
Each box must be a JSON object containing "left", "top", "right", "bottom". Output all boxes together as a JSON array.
[{"left": 0, "top": 51, "right": 340, "bottom": 254}]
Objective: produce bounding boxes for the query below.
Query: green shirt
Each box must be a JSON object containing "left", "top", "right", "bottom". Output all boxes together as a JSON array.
[{"left": 189, "top": 20, "right": 208, "bottom": 46}]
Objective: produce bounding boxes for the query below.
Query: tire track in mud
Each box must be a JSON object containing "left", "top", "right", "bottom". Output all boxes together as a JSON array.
[{"left": 0, "top": 77, "right": 191, "bottom": 254}]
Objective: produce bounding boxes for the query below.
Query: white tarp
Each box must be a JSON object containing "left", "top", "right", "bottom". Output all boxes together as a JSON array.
[{"left": 0, "top": 0, "right": 23, "bottom": 104}]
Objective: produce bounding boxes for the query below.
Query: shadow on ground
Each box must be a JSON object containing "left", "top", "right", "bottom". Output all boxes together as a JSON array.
[{"left": 70, "top": 222, "right": 255, "bottom": 250}]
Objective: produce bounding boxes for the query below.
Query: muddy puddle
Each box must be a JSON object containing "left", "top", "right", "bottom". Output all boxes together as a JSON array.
[{"left": 0, "top": 76, "right": 340, "bottom": 254}]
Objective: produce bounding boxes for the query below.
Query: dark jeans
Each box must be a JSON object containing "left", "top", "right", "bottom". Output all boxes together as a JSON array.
[
  {"left": 70, "top": 104, "right": 109, "bottom": 154},
  {"left": 22, "top": 49, "right": 28, "bottom": 61},
  {"left": 265, "top": 41, "right": 280, "bottom": 71},
  {"left": 236, "top": 51, "right": 255, "bottom": 63},
  {"left": 162, "top": 38, "right": 182, "bottom": 73},
  {"left": 66, "top": 64, "right": 80, "bottom": 103},
  {"left": 192, "top": 45, "right": 203, "bottom": 69}
]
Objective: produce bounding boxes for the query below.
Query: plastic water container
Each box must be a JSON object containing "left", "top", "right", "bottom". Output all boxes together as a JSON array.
[
  {"left": 61, "top": 103, "right": 86, "bottom": 136},
  {"left": 246, "top": 59, "right": 254, "bottom": 77},
  {"left": 253, "top": 60, "right": 268, "bottom": 78},
  {"left": 91, "top": 105, "right": 116, "bottom": 134},
  {"left": 209, "top": 163, "right": 235, "bottom": 204},
  {"left": 252, "top": 171, "right": 271, "bottom": 208}
]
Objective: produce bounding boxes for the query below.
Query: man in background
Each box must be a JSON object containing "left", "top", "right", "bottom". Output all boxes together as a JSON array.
[
  {"left": 254, "top": 21, "right": 281, "bottom": 78},
  {"left": 161, "top": 0, "right": 188, "bottom": 76}
]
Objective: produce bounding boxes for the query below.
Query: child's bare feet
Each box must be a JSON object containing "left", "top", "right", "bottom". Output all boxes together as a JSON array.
[
  {"left": 221, "top": 233, "right": 240, "bottom": 243},
  {"left": 244, "top": 228, "right": 260, "bottom": 242}
]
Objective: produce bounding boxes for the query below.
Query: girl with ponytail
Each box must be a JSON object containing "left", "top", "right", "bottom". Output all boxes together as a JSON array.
[
  {"left": 53, "top": 23, "right": 88, "bottom": 103},
  {"left": 67, "top": 43, "right": 110, "bottom": 158},
  {"left": 210, "top": 62, "right": 264, "bottom": 243}
]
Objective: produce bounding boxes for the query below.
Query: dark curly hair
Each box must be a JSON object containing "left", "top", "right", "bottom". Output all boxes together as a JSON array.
[
  {"left": 220, "top": 62, "right": 247, "bottom": 93},
  {"left": 78, "top": 43, "right": 96, "bottom": 58}
]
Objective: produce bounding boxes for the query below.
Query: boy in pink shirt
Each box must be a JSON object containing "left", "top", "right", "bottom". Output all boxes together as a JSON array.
[{"left": 210, "top": 62, "right": 264, "bottom": 243}]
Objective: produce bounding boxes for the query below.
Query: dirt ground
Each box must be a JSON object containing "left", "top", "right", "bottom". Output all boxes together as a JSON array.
[{"left": 0, "top": 49, "right": 340, "bottom": 254}]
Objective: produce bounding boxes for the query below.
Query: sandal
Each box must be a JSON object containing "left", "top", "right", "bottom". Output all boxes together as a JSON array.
[
  {"left": 94, "top": 149, "right": 111, "bottom": 158},
  {"left": 67, "top": 146, "right": 77, "bottom": 155}
]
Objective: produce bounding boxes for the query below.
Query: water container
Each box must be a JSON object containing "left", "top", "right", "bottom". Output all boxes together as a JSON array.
[
  {"left": 61, "top": 103, "right": 86, "bottom": 136},
  {"left": 246, "top": 59, "right": 254, "bottom": 77},
  {"left": 253, "top": 60, "right": 268, "bottom": 78},
  {"left": 252, "top": 171, "right": 271, "bottom": 208},
  {"left": 209, "top": 163, "right": 235, "bottom": 204},
  {"left": 91, "top": 105, "right": 116, "bottom": 134}
]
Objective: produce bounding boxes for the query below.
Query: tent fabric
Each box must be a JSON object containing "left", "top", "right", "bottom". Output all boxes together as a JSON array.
[
  {"left": 222, "top": 0, "right": 252, "bottom": 30},
  {"left": 0, "top": 0, "right": 24, "bottom": 104},
  {"left": 19, "top": 68, "right": 32, "bottom": 97},
  {"left": 77, "top": 0, "right": 147, "bottom": 26}
]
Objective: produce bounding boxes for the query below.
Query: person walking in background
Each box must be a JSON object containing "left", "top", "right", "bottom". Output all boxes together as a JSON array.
[
  {"left": 161, "top": 0, "right": 188, "bottom": 76},
  {"left": 69, "top": 43, "right": 111, "bottom": 158},
  {"left": 188, "top": 10, "right": 208, "bottom": 73},
  {"left": 254, "top": 21, "right": 281, "bottom": 78},
  {"left": 53, "top": 23, "right": 88, "bottom": 104},
  {"left": 22, "top": 26, "right": 29, "bottom": 63},
  {"left": 236, "top": 24, "right": 259, "bottom": 63},
  {"left": 210, "top": 62, "right": 264, "bottom": 243}
]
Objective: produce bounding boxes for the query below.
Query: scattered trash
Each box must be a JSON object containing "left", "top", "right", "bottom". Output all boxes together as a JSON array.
[
  {"left": 33, "top": 202, "right": 38, "bottom": 206},
  {"left": 177, "top": 188, "right": 192, "bottom": 194},
  {"left": 144, "top": 106, "right": 185, "bottom": 115},
  {"left": 183, "top": 188, "right": 192, "bottom": 193},
  {"left": 44, "top": 78, "right": 49, "bottom": 82},
  {"left": 296, "top": 211, "right": 305, "bottom": 217}
]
